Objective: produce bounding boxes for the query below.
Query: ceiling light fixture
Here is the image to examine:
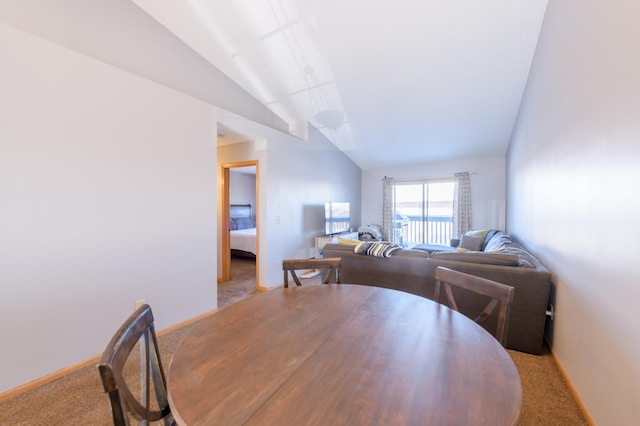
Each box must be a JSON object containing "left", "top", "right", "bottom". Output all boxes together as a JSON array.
[{"left": 314, "top": 110, "right": 345, "bottom": 131}]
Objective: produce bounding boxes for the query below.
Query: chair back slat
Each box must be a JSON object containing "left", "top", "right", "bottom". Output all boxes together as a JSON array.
[
  {"left": 98, "top": 304, "right": 174, "bottom": 425},
  {"left": 434, "top": 266, "right": 514, "bottom": 347},
  {"left": 282, "top": 257, "right": 342, "bottom": 287}
]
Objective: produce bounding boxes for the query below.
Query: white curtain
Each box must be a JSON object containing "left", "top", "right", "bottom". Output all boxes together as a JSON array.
[
  {"left": 382, "top": 177, "right": 395, "bottom": 242},
  {"left": 453, "top": 172, "right": 472, "bottom": 237}
]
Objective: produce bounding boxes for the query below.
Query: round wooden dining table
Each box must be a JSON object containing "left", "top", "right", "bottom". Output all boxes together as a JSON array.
[{"left": 167, "top": 284, "right": 522, "bottom": 425}]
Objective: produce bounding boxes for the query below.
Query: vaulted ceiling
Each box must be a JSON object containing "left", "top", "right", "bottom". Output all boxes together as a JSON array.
[{"left": 133, "top": 0, "right": 548, "bottom": 169}]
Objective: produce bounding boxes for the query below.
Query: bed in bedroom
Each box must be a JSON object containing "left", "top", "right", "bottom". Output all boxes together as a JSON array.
[{"left": 230, "top": 204, "right": 256, "bottom": 258}]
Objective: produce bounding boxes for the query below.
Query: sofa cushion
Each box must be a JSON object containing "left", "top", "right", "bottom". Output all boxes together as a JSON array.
[
  {"left": 500, "top": 246, "right": 540, "bottom": 268},
  {"left": 412, "top": 244, "right": 456, "bottom": 253},
  {"left": 458, "top": 234, "right": 483, "bottom": 251},
  {"left": 399, "top": 249, "right": 432, "bottom": 258},
  {"left": 483, "top": 231, "right": 513, "bottom": 252},
  {"left": 354, "top": 241, "right": 402, "bottom": 258},
  {"left": 337, "top": 236, "right": 360, "bottom": 246},
  {"left": 465, "top": 229, "right": 491, "bottom": 239},
  {"left": 430, "top": 251, "right": 519, "bottom": 266},
  {"left": 463, "top": 229, "right": 501, "bottom": 251}
]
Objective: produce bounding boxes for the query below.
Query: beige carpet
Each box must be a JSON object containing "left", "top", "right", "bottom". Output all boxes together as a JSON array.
[
  {"left": 217, "top": 256, "right": 260, "bottom": 308},
  {"left": 0, "top": 257, "right": 588, "bottom": 425}
]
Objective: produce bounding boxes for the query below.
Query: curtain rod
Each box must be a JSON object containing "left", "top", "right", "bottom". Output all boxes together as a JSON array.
[{"left": 383, "top": 172, "right": 477, "bottom": 182}]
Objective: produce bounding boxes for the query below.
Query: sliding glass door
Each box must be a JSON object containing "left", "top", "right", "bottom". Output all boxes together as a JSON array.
[{"left": 393, "top": 179, "right": 454, "bottom": 247}]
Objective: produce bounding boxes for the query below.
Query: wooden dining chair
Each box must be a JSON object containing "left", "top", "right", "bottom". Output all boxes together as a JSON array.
[
  {"left": 282, "top": 257, "right": 342, "bottom": 288},
  {"left": 98, "top": 304, "right": 174, "bottom": 426},
  {"left": 434, "top": 266, "right": 515, "bottom": 347}
]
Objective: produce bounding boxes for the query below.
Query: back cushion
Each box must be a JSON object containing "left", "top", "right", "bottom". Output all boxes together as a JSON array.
[{"left": 430, "top": 251, "right": 519, "bottom": 266}]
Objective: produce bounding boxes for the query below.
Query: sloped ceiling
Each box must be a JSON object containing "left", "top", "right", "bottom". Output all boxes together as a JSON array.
[{"left": 134, "top": 0, "right": 548, "bottom": 169}]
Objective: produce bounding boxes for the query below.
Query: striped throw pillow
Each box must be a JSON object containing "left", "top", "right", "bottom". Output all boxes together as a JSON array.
[{"left": 354, "top": 242, "right": 401, "bottom": 258}]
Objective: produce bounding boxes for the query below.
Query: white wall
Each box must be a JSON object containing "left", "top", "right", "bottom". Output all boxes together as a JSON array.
[
  {"left": 218, "top": 125, "right": 361, "bottom": 290},
  {"left": 229, "top": 171, "right": 257, "bottom": 208},
  {"left": 265, "top": 126, "right": 361, "bottom": 278},
  {"left": 361, "top": 156, "right": 506, "bottom": 232},
  {"left": 0, "top": 0, "right": 362, "bottom": 396},
  {"left": 0, "top": 0, "right": 288, "bottom": 134},
  {"left": 0, "top": 22, "right": 218, "bottom": 392},
  {"left": 507, "top": 0, "right": 640, "bottom": 424}
]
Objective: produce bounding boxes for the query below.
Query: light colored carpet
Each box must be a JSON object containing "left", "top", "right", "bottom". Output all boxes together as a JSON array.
[
  {"left": 0, "top": 258, "right": 587, "bottom": 425},
  {"left": 217, "top": 256, "right": 260, "bottom": 308}
]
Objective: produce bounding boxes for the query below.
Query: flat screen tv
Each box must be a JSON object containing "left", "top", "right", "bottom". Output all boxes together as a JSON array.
[{"left": 324, "top": 202, "right": 350, "bottom": 235}]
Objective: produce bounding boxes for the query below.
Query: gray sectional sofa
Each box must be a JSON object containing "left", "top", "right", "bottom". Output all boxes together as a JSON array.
[{"left": 322, "top": 230, "right": 551, "bottom": 354}]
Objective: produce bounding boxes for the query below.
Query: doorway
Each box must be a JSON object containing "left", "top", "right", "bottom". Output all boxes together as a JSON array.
[{"left": 221, "top": 161, "right": 259, "bottom": 286}]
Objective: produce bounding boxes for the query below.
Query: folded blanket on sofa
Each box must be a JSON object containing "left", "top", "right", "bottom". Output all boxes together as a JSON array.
[{"left": 354, "top": 241, "right": 401, "bottom": 258}]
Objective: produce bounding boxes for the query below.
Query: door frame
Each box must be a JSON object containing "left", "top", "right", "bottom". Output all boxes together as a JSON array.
[{"left": 220, "top": 160, "right": 259, "bottom": 285}]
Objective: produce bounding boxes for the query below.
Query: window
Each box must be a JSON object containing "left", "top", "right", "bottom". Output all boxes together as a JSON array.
[{"left": 392, "top": 179, "right": 454, "bottom": 247}]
